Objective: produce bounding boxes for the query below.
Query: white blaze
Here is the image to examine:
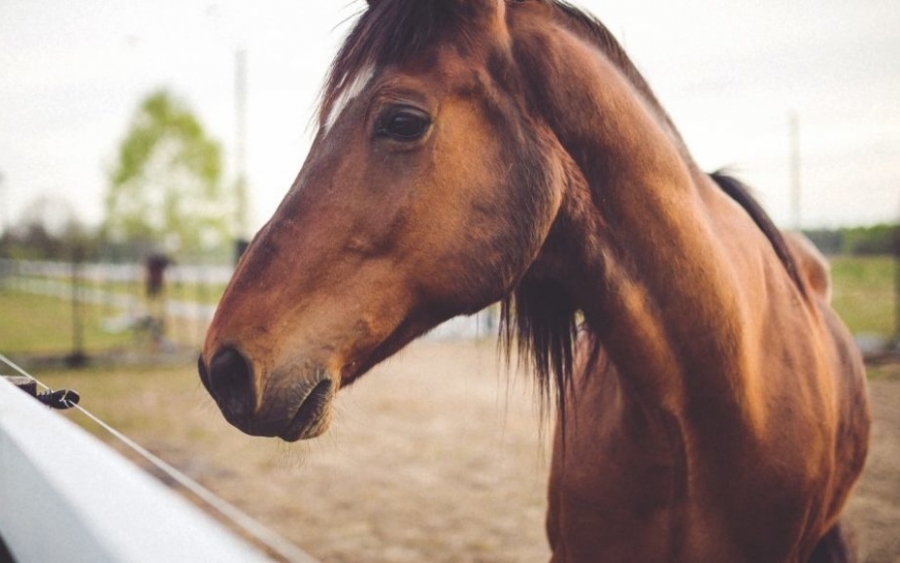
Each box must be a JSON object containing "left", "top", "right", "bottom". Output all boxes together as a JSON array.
[{"left": 324, "top": 65, "right": 375, "bottom": 133}]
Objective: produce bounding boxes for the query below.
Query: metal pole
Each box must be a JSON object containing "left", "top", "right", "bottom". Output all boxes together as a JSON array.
[
  {"left": 788, "top": 110, "right": 802, "bottom": 231},
  {"left": 0, "top": 170, "right": 7, "bottom": 242},
  {"left": 235, "top": 49, "right": 249, "bottom": 242},
  {"left": 0, "top": 170, "right": 6, "bottom": 285},
  {"left": 66, "top": 246, "right": 87, "bottom": 367}
]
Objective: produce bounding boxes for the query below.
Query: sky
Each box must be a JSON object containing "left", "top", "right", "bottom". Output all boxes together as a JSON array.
[{"left": 1, "top": 0, "right": 898, "bottom": 235}]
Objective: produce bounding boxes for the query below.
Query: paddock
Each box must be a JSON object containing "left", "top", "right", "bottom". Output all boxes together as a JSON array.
[{"left": 33, "top": 340, "right": 900, "bottom": 562}]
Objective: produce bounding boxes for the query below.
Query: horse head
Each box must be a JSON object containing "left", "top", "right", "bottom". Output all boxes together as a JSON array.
[{"left": 199, "top": 0, "right": 580, "bottom": 441}]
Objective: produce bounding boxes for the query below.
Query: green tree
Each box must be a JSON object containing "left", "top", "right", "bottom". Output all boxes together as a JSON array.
[{"left": 104, "top": 89, "right": 228, "bottom": 256}]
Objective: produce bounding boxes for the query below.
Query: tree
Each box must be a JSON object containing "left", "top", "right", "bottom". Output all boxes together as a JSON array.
[
  {"left": 104, "top": 89, "right": 229, "bottom": 256},
  {"left": 5, "top": 196, "right": 89, "bottom": 260}
]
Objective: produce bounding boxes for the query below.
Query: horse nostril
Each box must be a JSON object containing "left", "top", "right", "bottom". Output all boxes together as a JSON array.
[{"left": 206, "top": 347, "right": 256, "bottom": 418}]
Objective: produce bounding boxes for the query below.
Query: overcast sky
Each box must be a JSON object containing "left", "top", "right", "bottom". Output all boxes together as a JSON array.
[{"left": 1, "top": 0, "right": 898, "bottom": 234}]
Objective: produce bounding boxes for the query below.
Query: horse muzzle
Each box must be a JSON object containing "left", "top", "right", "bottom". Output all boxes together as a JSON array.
[{"left": 197, "top": 348, "right": 336, "bottom": 442}]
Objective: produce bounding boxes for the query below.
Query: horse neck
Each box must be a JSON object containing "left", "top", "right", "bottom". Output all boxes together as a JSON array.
[{"left": 523, "top": 25, "right": 765, "bottom": 413}]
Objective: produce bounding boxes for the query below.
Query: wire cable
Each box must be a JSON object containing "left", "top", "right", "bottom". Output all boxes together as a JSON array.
[{"left": 0, "top": 353, "right": 316, "bottom": 563}]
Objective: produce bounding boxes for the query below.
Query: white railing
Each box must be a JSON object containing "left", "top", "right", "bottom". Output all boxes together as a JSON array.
[
  {"left": 0, "top": 258, "right": 500, "bottom": 340},
  {"left": 0, "top": 259, "right": 235, "bottom": 286},
  {"left": 0, "top": 376, "right": 273, "bottom": 563}
]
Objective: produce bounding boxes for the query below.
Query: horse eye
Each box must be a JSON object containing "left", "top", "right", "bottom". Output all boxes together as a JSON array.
[{"left": 376, "top": 108, "right": 430, "bottom": 141}]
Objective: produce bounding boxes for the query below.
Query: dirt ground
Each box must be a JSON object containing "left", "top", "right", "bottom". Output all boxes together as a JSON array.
[
  {"left": 53, "top": 340, "right": 899, "bottom": 562},
  {"left": 845, "top": 368, "right": 900, "bottom": 562}
]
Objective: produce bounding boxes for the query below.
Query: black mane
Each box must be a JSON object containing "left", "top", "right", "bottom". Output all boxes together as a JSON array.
[
  {"left": 709, "top": 171, "right": 806, "bottom": 294},
  {"left": 323, "top": 1, "right": 807, "bottom": 412},
  {"left": 320, "top": 0, "right": 487, "bottom": 127}
]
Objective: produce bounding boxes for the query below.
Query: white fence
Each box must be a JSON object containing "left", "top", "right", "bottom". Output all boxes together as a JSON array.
[
  {"left": 0, "top": 258, "right": 500, "bottom": 342},
  {"left": 0, "top": 259, "right": 235, "bottom": 286},
  {"left": 0, "top": 376, "right": 274, "bottom": 563}
]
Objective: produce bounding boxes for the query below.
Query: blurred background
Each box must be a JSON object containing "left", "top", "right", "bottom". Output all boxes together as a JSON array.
[
  {"left": 1, "top": 1, "right": 899, "bottom": 561},
  {"left": 1, "top": 0, "right": 898, "bottom": 362}
]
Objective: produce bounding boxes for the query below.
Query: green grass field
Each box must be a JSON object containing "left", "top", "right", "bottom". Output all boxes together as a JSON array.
[
  {"left": 0, "top": 255, "right": 896, "bottom": 358},
  {"left": 76, "top": 278, "right": 226, "bottom": 306},
  {"left": 0, "top": 289, "right": 136, "bottom": 355},
  {"left": 0, "top": 287, "right": 214, "bottom": 357},
  {"left": 829, "top": 256, "right": 895, "bottom": 336}
]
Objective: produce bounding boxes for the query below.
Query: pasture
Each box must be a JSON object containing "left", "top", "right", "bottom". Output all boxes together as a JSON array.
[
  {"left": 2, "top": 255, "right": 896, "bottom": 358},
  {"left": 0, "top": 290, "right": 134, "bottom": 355},
  {"left": 830, "top": 256, "right": 896, "bottom": 337},
  {"left": 0, "top": 281, "right": 215, "bottom": 357}
]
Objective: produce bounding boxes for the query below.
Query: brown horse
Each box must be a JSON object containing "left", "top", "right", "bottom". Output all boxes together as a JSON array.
[{"left": 199, "top": 1, "right": 870, "bottom": 560}]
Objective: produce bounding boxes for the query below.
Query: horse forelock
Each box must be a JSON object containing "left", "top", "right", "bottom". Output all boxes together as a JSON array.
[
  {"left": 321, "top": 0, "right": 683, "bottom": 154},
  {"left": 319, "top": 0, "right": 488, "bottom": 129}
]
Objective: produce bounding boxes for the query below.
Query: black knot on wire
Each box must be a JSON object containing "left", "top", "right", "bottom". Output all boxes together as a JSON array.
[{"left": 36, "top": 388, "right": 80, "bottom": 410}]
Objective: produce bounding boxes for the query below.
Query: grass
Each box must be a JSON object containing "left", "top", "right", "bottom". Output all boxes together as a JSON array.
[
  {"left": 0, "top": 255, "right": 896, "bottom": 359},
  {"left": 91, "top": 280, "right": 226, "bottom": 306},
  {"left": 0, "top": 288, "right": 135, "bottom": 355},
  {"left": 0, "top": 289, "right": 213, "bottom": 358},
  {"left": 829, "top": 256, "right": 896, "bottom": 336}
]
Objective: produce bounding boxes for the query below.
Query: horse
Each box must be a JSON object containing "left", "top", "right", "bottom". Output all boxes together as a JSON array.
[{"left": 198, "top": 1, "right": 871, "bottom": 560}]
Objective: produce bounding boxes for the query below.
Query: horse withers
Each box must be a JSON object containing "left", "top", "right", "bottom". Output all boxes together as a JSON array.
[{"left": 198, "top": 1, "right": 870, "bottom": 561}]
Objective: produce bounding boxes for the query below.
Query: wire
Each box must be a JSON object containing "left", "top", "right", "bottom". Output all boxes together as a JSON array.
[
  {"left": 0, "top": 353, "right": 316, "bottom": 563},
  {"left": 1, "top": 353, "right": 55, "bottom": 394}
]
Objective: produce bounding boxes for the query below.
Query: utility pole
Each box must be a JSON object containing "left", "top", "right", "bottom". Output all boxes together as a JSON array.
[
  {"left": 0, "top": 170, "right": 6, "bottom": 271},
  {"left": 895, "top": 199, "right": 900, "bottom": 343},
  {"left": 234, "top": 49, "right": 250, "bottom": 264},
  {"left": 788, "top": 109, "right": 802, "bottom": 231},
  {"left": 0, "top": 169, "right": 6, "bottom": 237}
]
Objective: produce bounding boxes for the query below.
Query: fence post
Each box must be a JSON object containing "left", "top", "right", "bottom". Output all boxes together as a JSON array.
[{"left": 66, "top": 246, "right": 88, "bottom": 368}]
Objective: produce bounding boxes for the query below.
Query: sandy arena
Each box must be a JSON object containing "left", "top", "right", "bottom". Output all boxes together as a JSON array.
[{"left": 56, "top": 340, "right": 900, "bottom": 562}]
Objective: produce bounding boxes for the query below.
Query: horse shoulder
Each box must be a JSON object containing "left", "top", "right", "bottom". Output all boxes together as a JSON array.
[{"left": 783, "top": 231, "right": 833, "bottom": 303}]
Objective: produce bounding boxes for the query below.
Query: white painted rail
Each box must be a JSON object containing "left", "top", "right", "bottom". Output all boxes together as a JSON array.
[{"left": 0, "top": 376, "right": 271, "bottom": 563}]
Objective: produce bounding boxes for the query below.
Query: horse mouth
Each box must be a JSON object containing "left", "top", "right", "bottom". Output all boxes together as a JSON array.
[{"left": 278, "top": 378, "right": 335, "bottom": 442}]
